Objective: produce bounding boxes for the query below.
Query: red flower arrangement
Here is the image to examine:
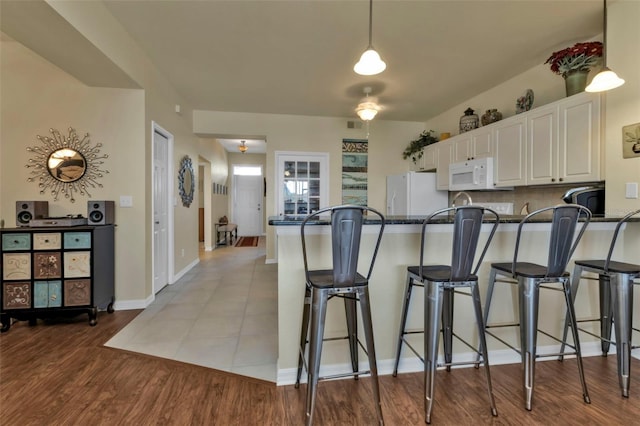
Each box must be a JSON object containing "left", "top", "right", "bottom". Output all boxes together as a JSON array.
[{"left": 545, "top": 42, "right": 603, "bottom": 77}]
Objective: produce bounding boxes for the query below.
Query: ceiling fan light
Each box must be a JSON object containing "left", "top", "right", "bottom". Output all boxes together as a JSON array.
[
  {"left": 356, "top": 101, "right": 380, "bottom": 121},
  {"left": 238, "top": 140, "right": 248, "bottom": 153},
  {"left": 354, "top": 48, "right": 386, "bottom": 76},
  {"left": 585, "top": 67, "right": 625, "bottom": 92}
]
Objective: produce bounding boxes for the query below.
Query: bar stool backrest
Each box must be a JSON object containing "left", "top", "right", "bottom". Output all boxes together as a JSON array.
[
  {"left": 603, "top": 209, "right": 640, "bottom": 271},
  {"left": 420, "top": 206, "right": 500, "bottom": 281},
  {"left": 513, "top": 204, "right": 591, "bottom": 278},
  {"left": 301, "top": 205, "right": 385, "bottom": 287}
]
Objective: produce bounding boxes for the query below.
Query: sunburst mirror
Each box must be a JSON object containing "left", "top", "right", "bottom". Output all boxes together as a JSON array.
[{"left": 26, "top": 127, "right": 109, "bottom": 203}]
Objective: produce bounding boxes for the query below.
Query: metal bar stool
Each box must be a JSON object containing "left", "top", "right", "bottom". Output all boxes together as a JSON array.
[
  {"left": 482, "top": 204, "right": 592, "bottom": 411},
  {"left": 392, "top": 206, "right": 500, "bottom": 424},
  {"left": 295, "top": 205, "right": 385, "bottom": 426},
  {"left": 560, "top": 209, "right": 640, "bottom": 397}
]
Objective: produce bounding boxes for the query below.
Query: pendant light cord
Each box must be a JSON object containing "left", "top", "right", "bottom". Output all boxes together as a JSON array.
[
  {"left": 602, "top": 0, "right": 608, "bottom": 65},
  {"left": 367, "top": 0, "right": 373, "bottom": 49}
]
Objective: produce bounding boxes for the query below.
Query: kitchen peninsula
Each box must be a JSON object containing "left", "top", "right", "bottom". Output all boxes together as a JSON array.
[{"left": 269, "top": 214, "right": 640, "bottom": 385}]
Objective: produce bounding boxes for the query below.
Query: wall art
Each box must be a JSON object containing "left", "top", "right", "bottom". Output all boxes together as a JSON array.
[
  {"left": 342, "top": 139, "right": 368, "bottom": 206},
  {"left": 26, "top": 127, "right": 109, "bottom": 203},
  {"left": 623, "top": 122, "right": 640, "bottom": 159}
]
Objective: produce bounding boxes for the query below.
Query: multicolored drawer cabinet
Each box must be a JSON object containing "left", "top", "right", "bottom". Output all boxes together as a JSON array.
[{"left": 0, "top": 225, "right": 114, "bottom": 332}]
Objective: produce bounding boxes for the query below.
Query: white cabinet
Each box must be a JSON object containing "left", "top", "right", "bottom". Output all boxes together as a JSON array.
[
  {"left": 527, "top": 104, "right": 558, "bottom": 185},
  {"left": 452, "top": 135, "right": 472, "bottom": 163},
  {"left": 411, "top": 143, "right": 438, "bottom": 172},
  {"left": 406, "top": 92, "right": 601, "bottom": 190},
  {"left": 559, "top": 93, "right": 601, "bottom": 183},
  {"left": 435, "top": 140, "right": 453, "bottom": 190},
  {"left": 527, "top": 92, "right": 601, "bottom": 185},
  {"left": 471, "top": 128, "right": 493, "bottom": 159},
  {"left": 450, "top": 128, "right": 492, "bottom": 163},
  {"left": 493, "top": 116, "right": 527, "bottom": 187}
]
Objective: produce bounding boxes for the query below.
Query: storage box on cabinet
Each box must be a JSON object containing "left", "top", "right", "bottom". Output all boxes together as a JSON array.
[{"left": 0, "top": 225, "right": 115, "bottom": 332}]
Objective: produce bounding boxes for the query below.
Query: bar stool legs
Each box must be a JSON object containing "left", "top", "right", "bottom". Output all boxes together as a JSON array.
[
  {"left": 484, "top": 273, "right": 590, "bottom": 410},
  {"left": 612, "top": 273, "right": 635, "bottom": 397},
  {"left": 561, "top": 266, "right": 637, "bottom": 398},
  {"left": 297, "top": 285, "right": 383, "bottom": 426}
]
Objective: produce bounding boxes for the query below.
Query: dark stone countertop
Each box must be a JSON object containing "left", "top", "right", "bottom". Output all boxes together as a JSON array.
[{"left": 269, "top": 214, "right": 631, "bottom": 226}]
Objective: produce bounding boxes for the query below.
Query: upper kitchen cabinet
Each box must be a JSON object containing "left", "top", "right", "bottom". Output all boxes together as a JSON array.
[
  {"left": 411, "top": 141, "right": 438, "bottom": 172},
  {"left": 559, "top": 92, "right": 601, "bottom": 183},
  {"left": 528, "top": 92, "right": 601, "bottom": 185},
  {"left": 451, "top": 128, "right": 493, "bottom": 163},
  {"left": 493, "top": 115, "right": 527, "bottom": 187},
  {"left": 527, "top": 104, "right": 559, "bottom": 185},
  {"left": 435, "top": 140, "right": 453, "bottom": 190}
]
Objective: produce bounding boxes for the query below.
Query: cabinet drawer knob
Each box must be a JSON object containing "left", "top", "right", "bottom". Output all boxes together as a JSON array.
[
  {"left": 559, "top": 178, "right": 564, "bottom": 182},
  {"left": 551, "top": 178, "right": 556, "bottom": 182}
]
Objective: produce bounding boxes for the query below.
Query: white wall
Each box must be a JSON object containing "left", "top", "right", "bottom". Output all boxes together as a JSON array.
[
  {"left": 603, "top": 1, "right": 640, "bottom": 216},
  {"left": 0, "top": 39, "right": 146, "bottom": 304}
]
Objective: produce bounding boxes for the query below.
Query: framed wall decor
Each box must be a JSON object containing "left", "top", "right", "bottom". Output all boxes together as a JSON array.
[
  {"left": 623, "top": 122, "right": 640, "bottom": 159},
  {"left": 25, "top": 127, "right": 109, "bottom": 203}
]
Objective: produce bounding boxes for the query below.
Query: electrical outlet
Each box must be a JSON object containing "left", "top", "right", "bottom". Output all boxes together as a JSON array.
[
  {"left": 625, "top": 182, "right": 638, "bottom": 199},
  {"left": 181, "top": 248, "right": 185, "bottom": 257}
]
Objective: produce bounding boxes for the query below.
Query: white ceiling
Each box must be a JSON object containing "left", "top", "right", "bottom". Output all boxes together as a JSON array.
[{"left": 1, "top": 1, "right": 604, "bottom": 151}]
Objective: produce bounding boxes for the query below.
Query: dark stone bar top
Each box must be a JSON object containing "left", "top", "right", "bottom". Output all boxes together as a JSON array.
[{"left": 269, "top": 214, "right": 630, "bottom": 226}]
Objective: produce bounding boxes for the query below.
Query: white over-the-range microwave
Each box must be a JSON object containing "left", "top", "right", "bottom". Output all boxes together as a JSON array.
[{"left": 449, "top": 157, "right": 497, "bottom": 191}]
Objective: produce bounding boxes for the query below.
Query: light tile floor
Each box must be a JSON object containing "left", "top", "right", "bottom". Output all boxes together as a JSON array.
[{"left": 105, "top": 237, "right": 278, "bottom": 382}]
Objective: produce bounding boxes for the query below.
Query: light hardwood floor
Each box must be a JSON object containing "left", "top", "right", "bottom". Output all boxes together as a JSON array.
[{"left": 2, "top": 306, "right": 640, "bottom": 424}]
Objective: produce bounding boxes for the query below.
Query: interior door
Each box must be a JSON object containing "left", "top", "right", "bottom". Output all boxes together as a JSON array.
[
  {"left": 234, "top": 175, "right": 263, "bottom": 236},
  {"left": 153, "top": 129, "right": 169, "bottom": 293}
]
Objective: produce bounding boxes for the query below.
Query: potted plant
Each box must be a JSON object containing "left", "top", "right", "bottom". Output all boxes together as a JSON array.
[
  {"left": 545, "top": 41, "right": 603, "bottom": 96},
  {"left": 402, "top": 130, "right": 439, "bottom": 164}
]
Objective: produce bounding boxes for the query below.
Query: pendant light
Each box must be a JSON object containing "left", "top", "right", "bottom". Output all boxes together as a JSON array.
[
  {"left": 238, "top": 140, "right": 248, "bottom": 153},
  {"left": 355, "top": 87, "right": 381, "bottom": 121},
  {"left": 353, "top": 0, "right": 386, "bottom": 76},
  {"left": 586, "top": 0, "right": 624, "bottom": 92}
]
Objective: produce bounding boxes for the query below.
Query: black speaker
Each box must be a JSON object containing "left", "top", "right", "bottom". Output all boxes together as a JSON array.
[
  {"left": 16, "top": 201, "right": 49, "bottom": 227},
  {"left": 87, "top": 200, "right": 115, "bottom": 225}
]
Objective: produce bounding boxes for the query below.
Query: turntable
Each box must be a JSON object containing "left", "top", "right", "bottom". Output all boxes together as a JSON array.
[{"left": 29, "top": 215, "right": 87, "bottom": 227}]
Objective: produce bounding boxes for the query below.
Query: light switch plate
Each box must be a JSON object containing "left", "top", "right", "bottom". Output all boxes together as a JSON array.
[
  {"left": 625, "top": 183, "right": 638, "bottom": 199},
  {"left": 120, "top": 195, "right": 133, "bottom": 207}
]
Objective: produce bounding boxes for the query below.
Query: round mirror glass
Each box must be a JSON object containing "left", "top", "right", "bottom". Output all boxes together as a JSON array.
[{"left": 47, "top": 148, "right": 86, "bottom": 182}]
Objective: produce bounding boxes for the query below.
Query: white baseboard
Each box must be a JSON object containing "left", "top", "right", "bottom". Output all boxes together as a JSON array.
[
  {"left": 265, "top": 258, "right": 278, "bottom": 264},
  {"left": 113, "top": 294, "right": 155, "bottom": 311},
  {"left": 276, "top": 340, "right": 630, "bottom": 386},
  {"left": 171, "top": 257, "right": 200, "bottom": 283}
]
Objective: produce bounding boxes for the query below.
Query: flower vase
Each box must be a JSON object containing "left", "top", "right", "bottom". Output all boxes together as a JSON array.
[{"left": 564, "top": 70, "right": 589, "bottom": 97}]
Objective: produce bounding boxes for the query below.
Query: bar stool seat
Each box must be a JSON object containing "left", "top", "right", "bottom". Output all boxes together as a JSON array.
[
  {"left": 560, "top": 209, "right": 640, "bottom": 398},
  {"left": 491, "top": 262, "right": 570, "bottom": 278},
  {"left": 295, "top": 205, "right": 386, "bottom": 426},
  {"left": 393, "top": 206, "right": 500, "bottom": 424},
  {"left": 482, "top": 204, "right": 592, "bottom": 411}
]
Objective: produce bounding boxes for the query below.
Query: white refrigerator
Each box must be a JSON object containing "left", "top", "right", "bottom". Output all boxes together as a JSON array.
[{"left": 386, "top": 172, "right": 449, "bottom": 215}]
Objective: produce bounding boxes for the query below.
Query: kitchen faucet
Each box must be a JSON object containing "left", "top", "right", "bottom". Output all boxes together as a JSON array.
[{"left": 452, "top": 191, "right": 473, "bottom": 207}]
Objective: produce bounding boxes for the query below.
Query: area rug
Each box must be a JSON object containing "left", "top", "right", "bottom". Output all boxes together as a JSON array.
[{"left": 235, "top": 236, "right": 259, "bottom": 247}]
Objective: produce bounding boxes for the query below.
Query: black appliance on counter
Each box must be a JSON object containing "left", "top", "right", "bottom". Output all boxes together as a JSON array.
[{"left": 562, "top": 185, "right": 605, "bottom": 216}]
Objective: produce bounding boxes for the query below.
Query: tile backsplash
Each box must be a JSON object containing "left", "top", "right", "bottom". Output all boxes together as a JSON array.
[{"left": 449, "top": 184, "right": 594, "bottom": 215}]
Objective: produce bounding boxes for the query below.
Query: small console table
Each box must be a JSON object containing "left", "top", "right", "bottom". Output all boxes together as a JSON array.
[{"left": 215, "top": 223, "right": 238, "bottom": 246}]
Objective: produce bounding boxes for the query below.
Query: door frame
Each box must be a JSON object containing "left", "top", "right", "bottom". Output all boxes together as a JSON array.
[
  {"left": 231, "top": 164, "right": 264, "bottom": 236},
  {"left": 151, "top": 121, "right": 174, "bottom": 294}
]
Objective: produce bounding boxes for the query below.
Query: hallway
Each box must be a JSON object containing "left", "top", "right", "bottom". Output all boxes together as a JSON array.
[{"left": 105, "top": 237, "right": 278, "bottom": 381}]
